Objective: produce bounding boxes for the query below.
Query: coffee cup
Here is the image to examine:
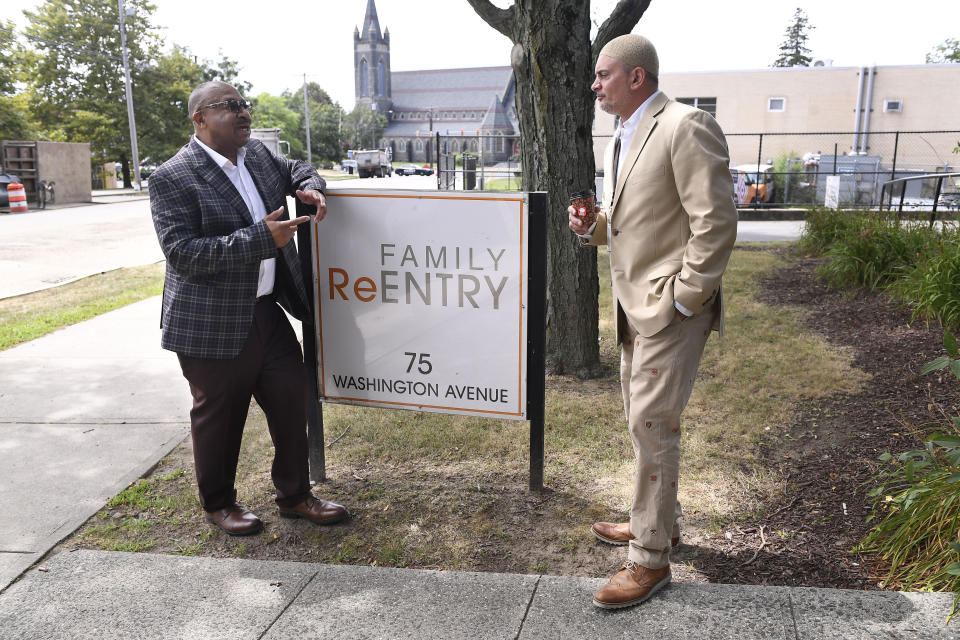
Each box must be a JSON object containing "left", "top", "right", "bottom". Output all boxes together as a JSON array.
[{"left": 570, "top": 189, "right": 596, "bottom": 225}]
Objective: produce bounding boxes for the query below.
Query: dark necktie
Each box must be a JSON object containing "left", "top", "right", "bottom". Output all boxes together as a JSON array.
[{"left": 611, "top": 132, "right": 622, "bottom": 190}]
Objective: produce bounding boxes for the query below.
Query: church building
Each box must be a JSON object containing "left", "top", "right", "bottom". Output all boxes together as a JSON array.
[{"left": 354, "top": 0, "right": 518, "bottom": 163}]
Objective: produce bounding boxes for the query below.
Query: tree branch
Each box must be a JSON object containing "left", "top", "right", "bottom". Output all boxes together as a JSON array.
[
  {"left": 465, "top": 0, "right": 516, "bottom": 41},
  {"left": 591, "top": 0, "right": 653, "bottom": 62}
]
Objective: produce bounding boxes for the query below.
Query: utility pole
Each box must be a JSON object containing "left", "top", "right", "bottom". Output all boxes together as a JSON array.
[
  {"left": 303, "top": 74, "right": 312, "bottom": 166},
  {"left": 118, "top": 0, "right": 141, "bottom": 190}
]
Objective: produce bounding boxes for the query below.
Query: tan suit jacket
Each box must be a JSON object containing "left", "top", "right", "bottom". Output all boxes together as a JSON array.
[{"left": 588, "top": 92, "right": 737, "bottom": 342}]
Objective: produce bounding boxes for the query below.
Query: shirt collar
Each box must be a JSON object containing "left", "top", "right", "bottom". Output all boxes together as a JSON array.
[
  {"left": 616, "top": 89, "right": 662, "bottom": 138},
  {"left": 193, "top": 135, "right": 246, "bottom": 169}
]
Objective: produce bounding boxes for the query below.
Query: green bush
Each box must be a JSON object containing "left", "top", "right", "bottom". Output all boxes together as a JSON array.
[
  {"left": 815, "top": 215, "right": 933, "bottom": 289},
  {"left": 796, "top": 208, "right": 869, "bottom": 256},
  {"left": 889, "top": 228, "right": 960, "bottom": 331},
  {"left": 858, "top": 333, "right": 960, "bottom": 621}
]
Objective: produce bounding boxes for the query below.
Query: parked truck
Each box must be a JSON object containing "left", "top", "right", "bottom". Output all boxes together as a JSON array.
[
  {"left": 353, "top": 149, "right": 392, "bottom": 178},
  {"left": 250, "top": 128, "right": 291, "bottom": 157}
]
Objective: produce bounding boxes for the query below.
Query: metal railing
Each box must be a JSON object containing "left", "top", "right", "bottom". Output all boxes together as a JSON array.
[{"left": 881, "top": 172, "right": 960, "bottom": 223}]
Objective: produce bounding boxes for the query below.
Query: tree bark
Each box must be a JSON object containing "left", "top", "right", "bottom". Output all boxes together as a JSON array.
[
  {"left": 467, "top": 0, "right": 650, "bottom": 378},
  {"left": 119, "top": 152, "right": 131, "bottom": 189}
]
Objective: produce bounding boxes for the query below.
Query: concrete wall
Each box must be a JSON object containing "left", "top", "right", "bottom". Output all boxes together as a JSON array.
[
  {"left": 591, "top": 64, "right": 960, "bottom": 172},
  {"left": 37, "top": 141, "right": 91, "bottom": 204}
]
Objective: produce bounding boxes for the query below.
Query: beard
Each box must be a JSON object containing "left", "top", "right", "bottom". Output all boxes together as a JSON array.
[{"left": 597, "top": 98, "right": 615, "bottom": 115}]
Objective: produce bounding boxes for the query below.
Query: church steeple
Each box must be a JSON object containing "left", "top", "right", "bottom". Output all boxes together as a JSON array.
[
  {"left": 361, "top": 0, "right": 382, "bottom": 41},
  {"left": 354, "top": 0, "right": 392, "bottom": 113}
]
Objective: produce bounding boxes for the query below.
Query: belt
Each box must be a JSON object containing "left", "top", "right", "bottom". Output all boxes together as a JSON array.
[{"left": 255, "top": 293, "right": 275, "bottom": 303}]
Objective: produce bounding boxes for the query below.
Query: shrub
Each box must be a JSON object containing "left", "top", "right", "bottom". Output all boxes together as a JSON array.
[
  {"left": 815, "top": 215, "right": 933, "bottom": 289},
  {"left": 858, "top": 332, "right": 960, "bottom": 621},
  {"left": 796, "top": 208, "right": 868, "bottom": 256},
  {"left": 889, "top": 227, "right": 960, "bottom": 332}
]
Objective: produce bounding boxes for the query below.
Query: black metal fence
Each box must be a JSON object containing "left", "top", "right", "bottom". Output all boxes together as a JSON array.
[
  {"left": 594, "top": 129, "right": 960, "bottom": 210},
  {"left": 433, "top": 130, "right": 960, "bottom": 210},
  {"left": 432, "top": 133, "right": 522, "bottom": 192}
]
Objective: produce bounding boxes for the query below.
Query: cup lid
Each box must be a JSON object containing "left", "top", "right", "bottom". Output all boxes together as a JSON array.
[{"left": 570, "top": 189, "right": 594, "bottom": 200}]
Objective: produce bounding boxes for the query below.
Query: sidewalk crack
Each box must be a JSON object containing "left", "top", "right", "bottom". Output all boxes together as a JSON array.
[
  {"left": 787, "top": 592, "right": 801, "bottom": 640},
  {"left": 257, "top": 568, "right": 319, "bottom": 640},
  {"left": 514, "top": 574, "right": 542, "bottom": 640}
]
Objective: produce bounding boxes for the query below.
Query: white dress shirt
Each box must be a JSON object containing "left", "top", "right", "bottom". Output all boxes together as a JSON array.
[{"left": 194, "top": 136, "right": 275, "bottom": 297}]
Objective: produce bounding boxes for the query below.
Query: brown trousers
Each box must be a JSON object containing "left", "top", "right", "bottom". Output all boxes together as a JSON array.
[
  {"left": 620, "top": 305, "right": 715, "bottom": 569},
  {"left": 177, "top": 298, "right": 310, "bottom": 512}
]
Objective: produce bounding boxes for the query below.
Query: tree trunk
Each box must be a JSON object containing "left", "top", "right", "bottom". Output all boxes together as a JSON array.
[
  {"left": 467, "top": 0, "right": 649, "bottom": 378},
  {"left": 119, "top": 153, "right": 131, "bottom": 189}
]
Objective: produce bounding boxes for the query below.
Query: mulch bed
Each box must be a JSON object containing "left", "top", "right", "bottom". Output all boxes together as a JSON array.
[{"left": 686, "top": 248, "right": 960, "bottom": 590}]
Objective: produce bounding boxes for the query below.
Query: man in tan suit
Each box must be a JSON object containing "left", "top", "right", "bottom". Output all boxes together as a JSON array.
[{"left": 569, "top": 34, "right": 737, "bottom": 608}]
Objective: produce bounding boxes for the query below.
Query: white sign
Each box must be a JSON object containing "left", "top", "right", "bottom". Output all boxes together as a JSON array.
[
  {"left": 824, "top": 175, "right": 841, "bottom": 209},
  {"left": 310, "top": 190, "right": 529, "bottom": 420}
]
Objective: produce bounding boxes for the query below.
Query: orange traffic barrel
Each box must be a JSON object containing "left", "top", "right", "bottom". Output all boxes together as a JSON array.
[{"left": 7, "top": 182, "right": 28, "bottom": 213}]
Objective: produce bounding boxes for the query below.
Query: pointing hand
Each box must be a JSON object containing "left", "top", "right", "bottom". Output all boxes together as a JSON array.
[{"left": 265, "top": 208, "right": 309, "bottom": 247}]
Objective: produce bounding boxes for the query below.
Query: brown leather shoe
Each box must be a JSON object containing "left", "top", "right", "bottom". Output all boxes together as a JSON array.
[
  {"left": 278, "top": 495, "right": 349, "bottom": 525},
  {"left": 591, "top": 521, "right": 680, "bottom": 548},
  {"left": 204, "top": 503, "right": 263, "bottom": 536},
  {"left": 593, "top": 562, "right": 671, "bottom": 609}
]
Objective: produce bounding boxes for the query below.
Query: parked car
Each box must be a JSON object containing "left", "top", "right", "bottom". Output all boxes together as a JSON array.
[
  {"left": 0, "top": 172, "right": 20, "bottom": 208},
  {"left": 394, "top": 164, "right": 433, "bottom": 176},
  {"left": 939, "top": 192, "right": 960, "bottom": 211}
]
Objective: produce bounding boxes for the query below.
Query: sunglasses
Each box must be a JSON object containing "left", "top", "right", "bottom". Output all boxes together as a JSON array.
[{"left": 196, "top": 98, "right": 253, "bottom": 114}]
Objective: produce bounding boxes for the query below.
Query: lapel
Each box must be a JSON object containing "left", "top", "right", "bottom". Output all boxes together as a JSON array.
[
  {"left": 602, "top": 135, "right": 616, "bottom": 209},
  {"left": 610, "top": 92, "right": 670, "bottom": 215},
  {"left": 189, "top": 138, "right": 254, "bottom": 225},
  {"left": 243, "top": 145, "right": 278, "bottom": 214}
]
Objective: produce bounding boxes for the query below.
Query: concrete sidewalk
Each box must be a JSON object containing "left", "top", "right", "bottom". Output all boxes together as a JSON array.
[
  {"left": 0, "top": 297, "right": 190, "bottom": 589},
  {"left": 0, "top": 550, "right": 954, "bottom": 639}
]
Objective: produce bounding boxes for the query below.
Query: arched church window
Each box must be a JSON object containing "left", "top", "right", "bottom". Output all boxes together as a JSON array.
[
  {"left": 360, "top": 59, "right": 369, "bottom": 96},
  {"left": 377, "top": 60, "right": 385, "bottom": 96}
]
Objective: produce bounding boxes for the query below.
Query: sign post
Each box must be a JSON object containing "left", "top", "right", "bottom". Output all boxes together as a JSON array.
[
  {"left": 297, "top": 189, "right": 547, "bottom": 489},
  {"left": 296, "top": 202, "right": 326, "bottom": 483}
]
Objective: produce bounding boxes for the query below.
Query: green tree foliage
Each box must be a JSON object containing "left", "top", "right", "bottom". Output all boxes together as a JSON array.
[
  {"left": 0, "top": 20, "right": 37, "bottom": 140},
  {"left": 19, "top": 0, "right": 162, "bottom": 183},
  {"left": 772, "top": 8, "right": 814, "bottom": 68},
  {"left": 926, "top": 38, "right": 960, "bottom": 64},
  {"left": 0, "top": 20, "right": 20, "bottom": 96},
  {"left": 342, "top": 105, "right": 387, "bottom": 152},
  {"left": 16, "top": 0, "right": 250, "bottom": 185},
  {"left": 251, "top": 93, "right": 303, "bottom": 159},
  {"left": 282, "top": 82, "right": 344, "bottom": 165}
]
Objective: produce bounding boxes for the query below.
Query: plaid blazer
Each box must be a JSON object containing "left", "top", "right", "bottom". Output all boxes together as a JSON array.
[{"left": 150, "top": 137, "right": 324, "bottom": 359}]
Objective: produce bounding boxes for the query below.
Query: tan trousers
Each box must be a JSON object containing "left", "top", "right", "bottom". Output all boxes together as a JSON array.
[{"left": 620, "top": 305, "right": 714, "bottom": 569}]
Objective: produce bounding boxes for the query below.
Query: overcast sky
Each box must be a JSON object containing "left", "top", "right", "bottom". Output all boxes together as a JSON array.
[{"left": 4, "top": 0, "right": 958, "bottom": 110}]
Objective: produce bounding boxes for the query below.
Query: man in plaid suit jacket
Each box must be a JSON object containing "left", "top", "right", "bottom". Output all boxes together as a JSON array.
[{"left": 150, "top": 81, "right": 349, "bottom": 536}]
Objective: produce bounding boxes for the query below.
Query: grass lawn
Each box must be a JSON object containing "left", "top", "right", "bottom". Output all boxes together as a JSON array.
[
  {"left": 0, "top": 263, "right": 165, "bottom": 351},
  {"left": 60, "top": 244, "right": 868, "bottom": 577}
]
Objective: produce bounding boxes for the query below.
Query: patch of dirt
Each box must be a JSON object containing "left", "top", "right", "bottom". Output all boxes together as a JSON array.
[{"left": 49, "top": 247, "right": 960, "bottom": 590}]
